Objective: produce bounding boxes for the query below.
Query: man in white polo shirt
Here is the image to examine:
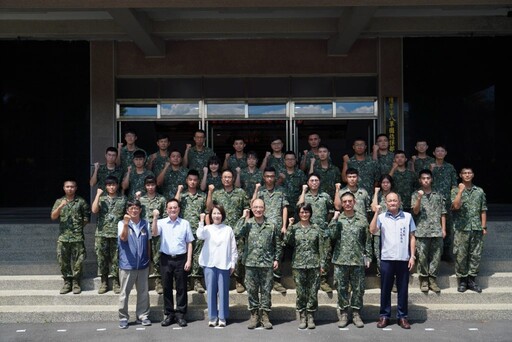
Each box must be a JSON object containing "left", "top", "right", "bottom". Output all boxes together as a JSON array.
[
  {"left": 370, "top": 192, "right": 416, "bottom": 330},
  {"left": 152, "top": 198, "right": 194, "bottom": 328}
]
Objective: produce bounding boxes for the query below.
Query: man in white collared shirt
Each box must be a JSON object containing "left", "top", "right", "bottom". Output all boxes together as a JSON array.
[
  {"left": 152, "top": 198, "right": 194, "bottom": 327},
  {"left": 370, "top": 192, "right": 416, "bottom": 330}
]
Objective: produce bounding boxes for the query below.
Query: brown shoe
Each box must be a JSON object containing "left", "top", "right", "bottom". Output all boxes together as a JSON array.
[
  {"left": 377, "top": 317, "right": 389, "bottom": 328},
  {"left": 398, "top": 318, "right": 411, "bottom": 329}
]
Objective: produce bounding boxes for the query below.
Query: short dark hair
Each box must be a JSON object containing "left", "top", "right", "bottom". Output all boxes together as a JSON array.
[
  {"left": 166, "top": 198, "right": 180, "bottom": 207},
  {"left": 307, "top": 172, "right": 321, "bottom": 182},
  {"left": 187, "top": 169, "right": 200, "bottom": 178},
  {"left": 247, "top": 150, "right": 258, "bottom": 160},
  {"left": 232, "top": 136, "right": 245, "bottom": 143},
  {"left": 284, "top": 150, "right": 296, "bottom": 158},
  {"left": 346, "top": 167, "right": 359, "bottom": 176},
  {"left": 418, "top": 169, "right": 432, "bottom": 178},
  {"left": 133, "top": 150, "right": 146, "bottom": 159},
  {"left": 209, "top": 204, "right": 226, "bottom": 222},
  {"left": 297, "top": 202, "right": 313, "bottom": 216},
  {"left": 124, "top": 129, "right": 137, "bottom": 136},
  {"left": 264, "top": 166, "right": 276, "bottom": 174},
  {"left": 105, "top": 146, "right": 118, "bottom": 154},
  {"left": 105, "top": 175, "right": 119, "bottom": 185},
  {"left": 157, "top": 133, "right": 170, "bottom": 141},
  {"left": 340, "top": 191, "right": 356, "bottom": 200},
  {"left": 144, "top": 175, "right": 156, "bottom": 185},
  {"left": 194, "top": 129, "right": 206, "bottom": 136},
  {"left": 126, "top": 199, "right": 142, "bottom": 209},
  {"left": 208, "top": 155, "right": 221, "bottom": 165}
]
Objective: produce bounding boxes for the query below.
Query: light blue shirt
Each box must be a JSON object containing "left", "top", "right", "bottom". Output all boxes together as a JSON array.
[
  {"left": 377, "top": 210, "right": 416, "bottom": 261},
  {"left": 155, "top": 216, "right": 194, "bottom": 255}
]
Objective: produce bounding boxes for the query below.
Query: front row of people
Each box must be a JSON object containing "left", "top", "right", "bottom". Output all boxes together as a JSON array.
[{"left": 51, "top": 166, "right": 486, "bottom": 330}]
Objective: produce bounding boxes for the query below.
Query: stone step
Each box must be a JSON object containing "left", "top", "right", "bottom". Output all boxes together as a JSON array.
[
  {"left": 1, "top": 272, "right": 511, "bottom": 291},
  {"left": 1, "top": 286, "right": 511, "bottom": 307},
  {"left": 1, "top": 302, "right": 511, "bottom": 323}
]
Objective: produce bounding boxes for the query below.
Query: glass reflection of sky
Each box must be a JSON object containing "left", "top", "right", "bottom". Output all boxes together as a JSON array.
[
  {"left": 207, "top": 103, "right": 245, "bottom": 115},
  {"left": 120, "top": 105, "right": 157, "bottom": 116},
  {"left": 295, "top": 103, "right": 332, "bottom": 115},
  {"left": 336, "top": 102, "right": 374, "bottom": 114},
  {"left": 161, "top": 103, "right": 199, "bottom": 116},
  {"left": 248, "top": 104, "right": 286, "bottom": 115}
]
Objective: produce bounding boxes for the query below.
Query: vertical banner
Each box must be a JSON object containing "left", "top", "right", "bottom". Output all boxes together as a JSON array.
[{"left": 384, "top": 97, "right": 398, "bottom": 152}]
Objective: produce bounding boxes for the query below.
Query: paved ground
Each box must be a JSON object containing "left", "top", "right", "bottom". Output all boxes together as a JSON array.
[{"left": 1, "top": 318, "right": 509, "bottom": 342}]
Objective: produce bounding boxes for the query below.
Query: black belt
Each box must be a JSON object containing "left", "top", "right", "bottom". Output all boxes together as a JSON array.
[{"left": 163, "top": 252, "right": 186, "bottom": 259}]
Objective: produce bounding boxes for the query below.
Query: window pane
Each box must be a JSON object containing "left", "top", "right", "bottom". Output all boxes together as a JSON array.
[
  {"left": 335, "top": 101, "right": 377, "bottom": 117},
  {"left": 248, "top": 103, "right": 286, "bottom": 117},
  {"left": 161, "top": 103, "right": 199, "bottom": 117},
  {"left": 294, "top": 103, "right": 332, "bottom": 117},
  {"left": 207, "top": 103, "right": 245, "bottom": 117},
  {"left": 119, "top": 104, "right": 157, "bottom": 117}
]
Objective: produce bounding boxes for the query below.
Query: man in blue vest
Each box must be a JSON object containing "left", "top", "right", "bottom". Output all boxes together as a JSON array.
[{"left": 117, "top": 200, "right": 152, "bottom": 329}]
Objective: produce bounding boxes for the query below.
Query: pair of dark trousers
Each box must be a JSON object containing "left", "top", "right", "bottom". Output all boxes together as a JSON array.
[
  {"left": 161, "top": 253, "right": 188, "bottom": 317},
  {"left": 380, "top": 260, "right": 409, "bottom": 319}
]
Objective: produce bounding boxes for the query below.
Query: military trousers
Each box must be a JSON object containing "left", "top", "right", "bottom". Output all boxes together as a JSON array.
[
  {"left": 292, "top": 268, "right": 320, "bottom": 312},
  {"left": 245, "top": 266, "right": 273, "bottom": 311},
  {"left": 95, "top": 236, "right": 118, "bottom": 278},
  {"left": 334, "top": 264, "right": 365, "bottom": 310},
  {"left": 453, "top": 230, "right": 483, "bottom": 278},
  {"left": 416, "top": 237, "right": 443, "bottom": 278},
  {"left": 57, "top": 240, "right": 86, "bottom": 280}
]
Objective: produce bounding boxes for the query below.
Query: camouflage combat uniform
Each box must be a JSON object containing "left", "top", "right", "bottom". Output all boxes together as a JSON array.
[
  {"left": 95, "top": 194, "right": 127, "bottom": 279},
  {"left": 267, "top": 155, "right": 286, "bottom": 175},
  {"left": 239, "top": 168, "right": 263, "bottom": 198},
  {"left": 282, "top": 168, "right": 307, "bottom": 219},
  {"left": 187, "top": 146, "right": 215, "bottom": 178},
  {"left": 413, "top": 156, "right": 435, "bottom": 175},
  {"left": 376, "top": 152, "right": 394, "bottom": 176},
  {"left": 52, "top": 196, "right": 90, "bottom": 282},
  {"left": 119, "top": 146, "right": 146, "bottom": 173},
  {"left": 161, "top": 167, "right": 189, "bottom": 200},
  {"left": 432, "top": 162, "right": 458, "bottom": 254},
  {"left": 226, "top": 154, "right": 248, "bottom": 173},
  {"left": 313, "top": 163, "right": 341, "bottom": 201},
  {"left": 179, "top": 190, "right": 207, "bottom": 280},
  {"left": 205, "top": 173, "right": 223, "bottom": 191},
  {"left": 451, "top": 185, "right": 487, "bottom": 278},
  {"left": 326, "top": 212, "right": 371, "bottom": 310},
  {"left": 95, "top": 165, "right": 123, "bottom": 192},
  {"left": 284, "top": 222, "right": 324, "bottom": 312},
  {"left": 125, "top": 169, "right": 154, "bottom": 200},
  {"left": 392, "top": 169, "right": 417, "bottom": 211},
  {"left": 411, "top": 190, "right": 446, "bottom": 279},
  {"left": 339, "top": 186, "right": 371, "bottom": 218},
  {"left": 235, "top": 217, "right": 283, "bottom": 312},
  {"left": 149, "top": 153, "right": 169, "bottom": 185},
  {"left": 345, "top": 156, "right": 379, "bottom": 193},
  {"left": 139, "top": 193, "right": 167, "bottom": 277}
]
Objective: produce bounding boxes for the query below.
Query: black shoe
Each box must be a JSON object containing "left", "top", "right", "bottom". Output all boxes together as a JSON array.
[
  {"left": 161, "top": 315, "right": 176, "bottom": 327},
  {"left": 457, "top": 278, "right": 467, "bottom": 293},
  {"left": 467, "top": 276, "right": 482, "bottom": 293},
  {"left": 177, "top": 318, "right": 188, "bottom": 327}
]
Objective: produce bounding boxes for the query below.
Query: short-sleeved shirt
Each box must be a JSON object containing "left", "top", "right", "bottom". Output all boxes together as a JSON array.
[
  {"left": 451, "top": 185, "right": 487, "bottom": 231},
  {"left": 187, "top": 146, "right": 215, "bottom": 178},
  {"left": 283, "top": 168, "right": 307, "bottom": 208},
  {"left": 432, "top": 162, "right": 457, "bottom": 204},
  {"left": 255, "top": 186, "right": 289, "bottom": 229},
  {"left": 212, "top": 188, "right": 250, "bottom": 227},
  {"left": 161, "top": 167, "right": 189, "bottom": 200},
  {"left": 392, "top": 169, "right": 417, "bottom": 210},
  {"left": 413, "top": 156, "right": 435, "bottom": 175},
  {"left": 179, "top": 190, "right": 207, "bottom": 233},
  {"left": 226, "top": 154, "right": 248, "bottom": 173},
  {"left": 327, "top": 212, "right": 370, "bottom": 266},
  {"left": 376, "top": 210, "right": 416, "bottom": 261},
  {"left": 340, "top": 186, "right": 371, "bottom": 215},
  {"left": 205, "top": 173, "right": 223, "bottom": 191},
  {"left": 346, "top": 155, "right": 379, "bottom": 193},
  {"left": 239, "top": 168, "right": 263, "bottom": 198},
  {"left": 95, "top": 164, "right": 123, "bottom": 192},
  {"left": 266, "top": 155, "right": 286, "bottom": 175},
  {"left": 52, "top": 196, "right": 90, "bottom": 243},
  {"left": 301, "top": 191, "right": 333, "bottom": 229},
  {"left": 314, "top": 163, "right": 341, "bottom": 200},
  {"left": 411, "top": 191, "right": 446, "bottom": 237},
  {"left": 126, "top": 169, "right": 154, "bottom": 200},
  {"left": 95, "top": 195, "right": 128, "bottom": 238},
  {"left": 139, "top": 193, "right": 167, "bottom": 226},
  {"left": 155, "top": 217, "right": 195, "bottom": 255},
  {"left": 149, "top": 152, "right": 170, "bottom": 179},
  {"left": 120, "top": 146, "right": 146, "bottom": 173},
  {"left": 376, "top": 152, "right": 395, "bottom": 176}
]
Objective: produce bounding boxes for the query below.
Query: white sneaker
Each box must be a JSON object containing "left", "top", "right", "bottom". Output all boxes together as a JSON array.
[
  {"left": 208, "top": 319, "right": 217, "bottom": 327},
  {"left": 218, "top": 319, "right": 226, "bottom": 327}
]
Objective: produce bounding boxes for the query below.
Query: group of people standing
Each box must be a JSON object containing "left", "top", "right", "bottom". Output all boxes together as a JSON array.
[{"left": 51, "top": 128, "right": 487, "bottom": 330}]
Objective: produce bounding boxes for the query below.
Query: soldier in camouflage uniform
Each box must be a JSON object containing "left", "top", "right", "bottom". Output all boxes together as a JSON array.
[
  {"left": 409, "top": 140, "right": 435, "bottom": 175},
  {"left": 451, "top": 167, "right": 487, "bottom": 293},
  {"left": 157, "top": 150, "right": 189, "bottom": 200},
  {"left": 235, "top": 151, "right": 262, "bottom": 198},
  {"left": 51, "top": 179, "right": 90, "bottom": 294},
  {"left": 327, "top": 192, "right": 371, "bottom": 328},
  {"left": 122, "top": 150, "right": 154, "bottom": 200},
  {"left": 253, "top": 167, "right": 289, "bottom": 293},
  {"left": 370, "top": 174, "right": 395, "bottom": 276},
  {"left": 137, "top": 175, "right": 167, "bottom": 294},
  {"left": 183, "top": 129, "right": 215, "bottom": 179},
  {"left": 389, "top": 150, "right": 417, "bottom": 212},
  {"left": 342, "top": 137, "right": 379, "bottom": 194},
  {"left": 283, "top": 203, "right": 324, "bottom": 329},
  {"left": 335, "top": 168, "right": 371, "bottom": 217},
  {"left": 411, "top": 169, "right": 446, "bottom": 293},
  {"left": 259, "top": 137, "right": 286, "bottom": 177},
  {"left": 223, "top": 136, "right": 248, "bottom": 172},
  {"left": 200, "top": 155, "right": 223, "bottom": 192},
  {"left": 297, "top": 173, "right": 334, "bottom": 292},
  {"left": 207, "top": 169, "right": 250, "bottom": 293},
  {"left": 309, "top": 144, "right": 341, "bottom": 201},
  {"left": 116, "top": 129, "right": 146, "bottom": 174},
  {"left": 90, "top": 146, "right": 123, "bottom": 193},
  {"left": 282, "top": 151, "right": 307, "bottom": 220},
  {"left": 175, "top": 170, "right": 207, "bottom": 293},
  {"left": 431, "top": 145, "right": 458, "bottom": 261},
  {"left": 147, "top": 134, "right": 170, "bottom": 184},
  {"left": 299, "top": 132, "right": 322, "bottom": 172},
  {"left": 235, "top": 199, "right": 283, "bottom": 330},
  {"left": 372, "top": 133, "right": 394, "bottom": 177},
  {"left": 91, "top": 176, "right": 127, "bottom": 294}
]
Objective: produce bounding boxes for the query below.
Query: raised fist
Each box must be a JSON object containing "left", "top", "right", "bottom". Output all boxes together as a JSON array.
[
  {"left": 123, "top": 214, "right": 131, "bottom": 224},
  {"left": 302, "top": 184, "right": 308, "bottom": 192},
  {"left": 203, "top": 166, "right": 209, "bottom": 175},
  {"left": 152, "top": 209, "right": 160, "bottom": 217},
  {"left": 96, "top": 188, "right": 104, "bottom": 195},
  {"left": 199, "top": 213, "right": 206, "bottom": 222},
  {"left": 288, "top": 217, "right": 295, "bottom": 225},
  {"left": 186, "top": 144, "right": 191, "bottom": 149},
  {"left": 335, "top": 183, "right": 341, "bottom": 191},
  {"left": 343, "top": 154, "right": 349, "bottom": 162},
  {"left": 118, "top": 142, "right": 123, "bottom": 149},
  {"left": 418, "top": 190, "right": 424, "bottom": 197},
  {"left": 94, "top": 162, "right": 99, "bottom": 170},
  {"left": 208, "top": 184, "right": 215, "bottom": 191},
  {"left": 265, "top": 151, "right": 271, "bottom": 158}
]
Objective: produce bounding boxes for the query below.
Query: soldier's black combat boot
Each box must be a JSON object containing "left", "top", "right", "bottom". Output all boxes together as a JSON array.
[
  {"left": 457, "top": 277, "right": 467, "bottom": 292},
  {"left": 467, "top": 276, "right": 482, "bottom": 293}
]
